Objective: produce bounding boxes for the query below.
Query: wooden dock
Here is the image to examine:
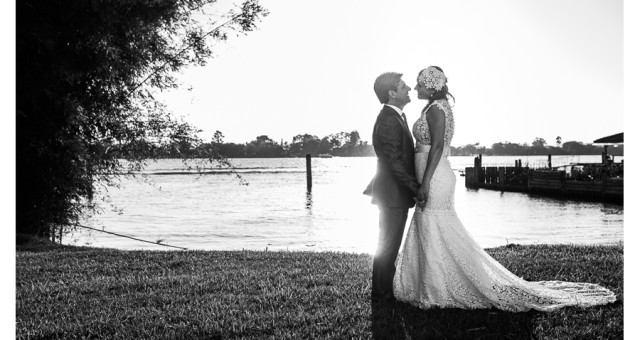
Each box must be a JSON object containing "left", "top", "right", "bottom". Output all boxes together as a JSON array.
[{"left": 464, "top": 155, "right": 623, "bottom": 203}]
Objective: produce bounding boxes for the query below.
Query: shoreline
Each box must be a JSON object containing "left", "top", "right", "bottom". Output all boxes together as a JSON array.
[
  {"left": 17, "top": 242, "right": 623, "bottom": 339},
  {"left": 59, "top": 242, "right": 626, "bottom": 254}
]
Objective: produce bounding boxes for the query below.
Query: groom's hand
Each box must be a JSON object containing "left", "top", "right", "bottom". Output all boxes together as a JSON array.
[
  {"left": 410, "top": 182, "right": 420, "bottom": 195},
  {"left": 414, "top": 196, "right": 427, "bottom": 207}
]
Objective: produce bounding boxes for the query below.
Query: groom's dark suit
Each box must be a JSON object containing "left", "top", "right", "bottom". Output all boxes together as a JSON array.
[{"left": 369, "top": 104, "right": 420, "bottom": 298}]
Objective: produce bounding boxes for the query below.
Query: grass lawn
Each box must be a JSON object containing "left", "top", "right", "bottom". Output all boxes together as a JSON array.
[{"left": 16, "top": 242, "right": 622, "bottom": 339}]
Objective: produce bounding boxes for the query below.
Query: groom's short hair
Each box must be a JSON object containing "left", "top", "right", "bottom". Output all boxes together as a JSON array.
[{"left": 374, "top": 72, "right": 403, "bottom": 104}]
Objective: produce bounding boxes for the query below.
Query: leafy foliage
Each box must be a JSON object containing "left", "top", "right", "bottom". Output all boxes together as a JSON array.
[
  {"left": 116, "top": 131, "right": 623, "bottom": 159},
  {"left": 118, "top": 130, "right": 376, "bottom": 157},
  {"left": 451, "top": 138, "right": 623, "bottom": 156},
  {"left": 16, "top": 0, "right": 268, "bottom": 239}
]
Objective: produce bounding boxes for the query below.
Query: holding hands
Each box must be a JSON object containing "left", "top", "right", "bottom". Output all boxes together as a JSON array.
[{"left": 415, "top": 184, "right": 429, "bottom": 211}]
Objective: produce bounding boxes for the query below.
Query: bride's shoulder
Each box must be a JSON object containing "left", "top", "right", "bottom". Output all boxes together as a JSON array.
[
  {"left": 434, "top": 98, "right": 451, "bottom": 108},
  {"left": 426, "top": 100, "right": 447, "bottom": 114},
  {"left": 430, "top": 99, "right": 453, "bottom": 115},
  {"left": 424, "top": 102, "right": 446, "bottom": 122}
]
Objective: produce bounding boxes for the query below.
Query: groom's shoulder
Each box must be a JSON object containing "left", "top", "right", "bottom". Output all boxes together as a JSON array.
[
  {"left": 379, "top": 104, "right": 394, "bottom": 114},
  {"left": 376, "top": 106, "right": 399, "bottom": 124},
  {"left": 376, "top": 105, "right": 395, "bottom": 120}
]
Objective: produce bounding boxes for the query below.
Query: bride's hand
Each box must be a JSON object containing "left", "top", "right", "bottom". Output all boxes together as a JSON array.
[{"left": 417, "top": 184, "right": 429, "bottom": 209}]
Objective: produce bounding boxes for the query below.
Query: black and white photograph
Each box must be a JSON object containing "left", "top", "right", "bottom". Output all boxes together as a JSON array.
[{"left": 10, "top": 0, "right": 636, "bottom": 338}]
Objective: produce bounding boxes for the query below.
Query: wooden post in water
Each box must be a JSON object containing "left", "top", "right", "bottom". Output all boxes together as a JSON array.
[
  {"left": 602, "top": 145, "right": 609, "bottom": 165},
  {"left": 548, "top": 154, "right": 552, "bottom": 169},
  {"left": 474, "top": 154, "right": 483, "bottom": 186},
  {"left": 478, "top": 154, "right": 483, "bottom": 185},
  {"left": 473, "top": 156, "right": 478, "bottom": 186},
  {"left": 306, "top": 154, "right": 312, "bottom": 191}
]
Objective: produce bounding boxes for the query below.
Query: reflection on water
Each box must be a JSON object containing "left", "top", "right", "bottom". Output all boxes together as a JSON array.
[
  {"left": 69, "top": 157, "right": 623, "bottom": 254},
  {"left": 305, "top": 191, "right": 313, "bottom": 214}
]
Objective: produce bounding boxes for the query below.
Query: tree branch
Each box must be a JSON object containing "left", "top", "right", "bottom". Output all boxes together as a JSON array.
[{"left": 131, "top": 13, "right": 242, "bottom": 93}]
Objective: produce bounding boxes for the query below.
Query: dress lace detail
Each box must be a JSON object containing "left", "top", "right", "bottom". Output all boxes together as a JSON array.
[
  {"left": 393, "top": 102, "right": 616, "bottom": 312},
  {"left": 412, "top": 99, "right": 455, "bottom": 148}
]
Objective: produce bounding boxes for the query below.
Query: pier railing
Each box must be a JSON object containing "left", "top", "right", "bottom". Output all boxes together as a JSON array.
[{"left": 464, "top": 154, "right": 623, "bottom": 203}]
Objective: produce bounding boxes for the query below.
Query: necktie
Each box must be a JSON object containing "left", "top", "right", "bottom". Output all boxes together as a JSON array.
[{"left": 400, "top": 112, "right": 410, "bottom": 131}]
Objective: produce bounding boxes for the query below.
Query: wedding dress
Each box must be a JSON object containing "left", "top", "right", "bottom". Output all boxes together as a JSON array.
[{"left": 392, "top": 99, "right": 616, "bottom": 312}]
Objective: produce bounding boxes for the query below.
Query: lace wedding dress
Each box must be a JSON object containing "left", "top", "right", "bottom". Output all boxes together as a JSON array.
[{"left": 392, "top": 99, "right": 616, "bottom": 312}]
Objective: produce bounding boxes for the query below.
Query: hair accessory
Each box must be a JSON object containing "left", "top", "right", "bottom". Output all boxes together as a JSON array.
[{"left": 418, "top": 66, "right": 446, "bottom": 91}]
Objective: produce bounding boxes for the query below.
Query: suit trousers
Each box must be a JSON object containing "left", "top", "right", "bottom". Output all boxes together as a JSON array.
[{"left": 372, "top": 206, "right": 409, "bottom": 297}]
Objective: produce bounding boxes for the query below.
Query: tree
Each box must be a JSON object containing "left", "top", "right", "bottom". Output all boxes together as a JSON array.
[
  {"left": 561, "top": 141, "right": 600, "bottom": 155},
  {"left": 245, "top": 135, "right": 284, "bottom": 157},
  {"left": 531, "top": 137, "right": 547, "bottom": 155},
  {"left": 455, "top": 142, "right": 487, "bottom": 156},
  {"left": 17, "top": 0, "right": 268, "bottom": 240},
  {"left": 290, "top": 134, "right": 321, "bottom": 156},
  {"left": 317, "top": 137, "right": 335, "bottom": 155},
  {"left": 328, "top": 132, "right": 350, "bottom": 147},
  {"left": 491, "top": 142, "right": 506, "bottom": 155},
  {"left": 532, "top": 137, "right": 547, "bottom": 148},
  {"left": 349, "top": 131, "right": 361, "bottom": 145},
  {"left": 334, "top": 130, "right": 361, "bottom": 156},
  {"left": 503, "top": 142, "right": 526, "bottom": 155}
]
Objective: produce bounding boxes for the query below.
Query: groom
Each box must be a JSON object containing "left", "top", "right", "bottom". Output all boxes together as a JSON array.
[{"left": 368, "top": 72, "right": 420, "bottom": 301}]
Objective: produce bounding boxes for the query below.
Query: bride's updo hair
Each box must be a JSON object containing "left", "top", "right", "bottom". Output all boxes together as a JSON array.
[{"left": 419, "top": 66, "right": 455, "bottom": 107}]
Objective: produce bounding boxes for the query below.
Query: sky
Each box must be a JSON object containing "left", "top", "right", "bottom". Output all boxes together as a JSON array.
[{"left": 158, "top": 0, "right": 623, "bottom": 147}]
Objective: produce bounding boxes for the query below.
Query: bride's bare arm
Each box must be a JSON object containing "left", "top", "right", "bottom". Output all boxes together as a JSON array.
[{"left": 417, "top": 106, "right": 446, "bottom": 205}]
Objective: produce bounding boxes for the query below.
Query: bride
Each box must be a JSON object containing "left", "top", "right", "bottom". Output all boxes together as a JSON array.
[{"left": 392, "top": 66, "right": 617, "bottom": 312}]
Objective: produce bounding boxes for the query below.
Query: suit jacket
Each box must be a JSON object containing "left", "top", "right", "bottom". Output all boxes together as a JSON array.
[{"left": 367, "top": 105, "right": 419, "bottom": 208}]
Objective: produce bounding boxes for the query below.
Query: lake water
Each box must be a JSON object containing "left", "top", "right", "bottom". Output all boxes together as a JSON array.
[{"left": 67, "top": 155, "right": 624, "bottom": 254}]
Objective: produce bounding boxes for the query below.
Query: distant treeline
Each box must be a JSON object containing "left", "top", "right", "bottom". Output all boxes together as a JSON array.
[
  {"left": 113, "top": 134, "right": 623, "bottom": 158},
  {"left": 110, "top": 131, "right": 375, "bottom": 158},
  {"left": 450, "top": 138, "right": 624, "bottom": 157}
]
